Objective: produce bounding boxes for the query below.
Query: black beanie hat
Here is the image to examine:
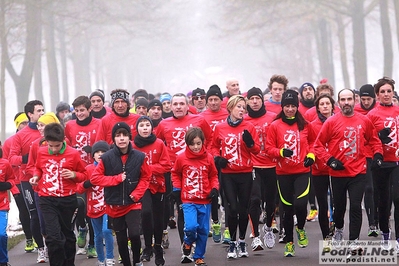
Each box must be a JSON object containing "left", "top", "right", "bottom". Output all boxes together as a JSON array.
[
  {"left": 89, "top": 90, "right": 105, "bottom": 102},
  {"left": 281, "top": 90, "right": 299, "bottom": 108},
  {"left": 134, "top": 89, "right": 149, "bottom": 100},
  {"left": 135, "top": 98, "right": 149, "bottom": 109},
  {"left": 91, "top": 140, "right": 109, "bottom": 156},
  {"left": 299, "top": 82, "right": 315, "bottom": 96},
  {"left": 112, "top": 122, "right": 132, "bottom": 140},
  {"left": 359, "top": 84, "right": 376, "bottom": 98},
  {"left": 206, "top": 85, "right": 223, "bottom": 102},
  {"left": 246, "top": 87, "right": 264, "bottom": 102},
  {"left": 148, "top": 99, "right": 162, "bottom": 110},
  {"left": 136, "top": 115, "right": 154, "bottom": 132}
]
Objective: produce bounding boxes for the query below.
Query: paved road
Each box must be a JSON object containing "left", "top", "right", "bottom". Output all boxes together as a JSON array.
[{"left": 7, "top": 209, "right": 396, "bottom": 266}]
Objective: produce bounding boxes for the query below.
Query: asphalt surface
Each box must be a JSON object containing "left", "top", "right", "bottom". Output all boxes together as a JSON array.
[{"left": 7, "top": 208, "right": 396, "bottom": 266}]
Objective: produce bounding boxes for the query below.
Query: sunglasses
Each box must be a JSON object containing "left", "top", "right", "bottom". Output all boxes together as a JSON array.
[{"left": 193, "top": 96, "right": 206, "bottom": 100}]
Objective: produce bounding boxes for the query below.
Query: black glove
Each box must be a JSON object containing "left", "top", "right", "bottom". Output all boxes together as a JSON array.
[
  {"left": 327, "top": 157, "right": 345, "bottom": 170},
  {"left": 303, "top": 157, "right": 314, "bottom": 167},
  {"left": 280, "top": 148, "right": 294, "bottom": 158},
  {"left": 242, "top": 130, "right": 254, "bottom": 148},
  {"left": 371, "top": 153, "right": 383, "bottom": 171},
  {"left": 378, "top": 128, "right": 392, "bottom": 144},
  {"left": 214, "top": 156, "right": 228, "bottom": 168},
  {"left": 207, "top": 188, "right": 219, "bottom": 199},
  {"left": 83, "top": 180, "right": 93, "bottom": 189},
  {"left": 82, "top": 146, "right": 92, "bottom": 154},
  {"left": 172, "top": 190, "right": 181, "bottom": 201},
  {"left": 0, "top": 182, "right": 11, "bottom": 191},
  {"left": 22, "top": 154, "right": 29, "bottom": 164}
]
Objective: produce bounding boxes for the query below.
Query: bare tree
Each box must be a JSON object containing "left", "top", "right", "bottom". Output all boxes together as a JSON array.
[
  {"left": 379, "top": 0, "right": 393, "bottom": 77},
  {"left": 5, "top": 1, "right": 42, "bottom": 111}
]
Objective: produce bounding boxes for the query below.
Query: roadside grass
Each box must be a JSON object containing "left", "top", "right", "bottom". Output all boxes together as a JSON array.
[{"left": 8, "top": 234, "right": 25, "bottom": 250}]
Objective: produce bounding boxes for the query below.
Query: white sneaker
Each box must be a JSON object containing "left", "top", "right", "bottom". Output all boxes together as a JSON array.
[
  {"left": 293, "top": 215, "right": 297, "bottom": 226},
  {"left": 263, "top": 225, "right": 276, "bottom": 249},
  {"left": 226, "top": 242, "right": 237, "bottom": 259},
  {"left": 395, "top": 239, "right": 399, "bottom": 255},
  {"left": 251, "top": 236, "right": 264, "bottom": 251},
  {"left": 106, "top": 258, "right": 115, "bottom": 265},
  {"left": 237, "top": 241, "right": 249, "bottom": 258},
  {"left": 37, "top": 247, "right": 47, "bottom": 263},
  {"left": 381, "top": 232, "right": 392, "bottom": 251},
  {"left": 332, "top": 227, "right": 344, "bottom": 249},
  {"left": 76, "top": 247, "right": 87, "bottom": 255},
  {"left": 97, "top": 261, "right": 105, "bottom": 266}
]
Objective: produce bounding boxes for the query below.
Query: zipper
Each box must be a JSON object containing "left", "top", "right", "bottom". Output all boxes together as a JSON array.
[{"left": 122, "top": 163, "right": 125, "bottom": 205}]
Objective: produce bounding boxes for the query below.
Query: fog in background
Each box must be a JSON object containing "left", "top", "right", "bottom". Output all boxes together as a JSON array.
[{"left": 1, "top": 0, "right": 398, "bottom": 138}]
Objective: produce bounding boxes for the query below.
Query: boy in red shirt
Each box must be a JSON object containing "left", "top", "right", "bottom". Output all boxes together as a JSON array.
[
  {"left": 29, "top": 123, "right": 87, "bottom": 266},
  {"left": 172, "top": 127, "right": 219, "bottom": 266}
]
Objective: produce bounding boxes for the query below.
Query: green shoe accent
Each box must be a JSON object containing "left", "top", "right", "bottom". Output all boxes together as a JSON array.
[
  {"left": 87, "top": 245, "right": 97, "bottom": 258},
  {"left": 296, "top": 227, "right": 308, "bottom": 248},
  {"left": 284, "top": 242, "right": 295, "bottom": 257},
  {"left": 222, "top": 229, "right": 231, "bottom": 244}
]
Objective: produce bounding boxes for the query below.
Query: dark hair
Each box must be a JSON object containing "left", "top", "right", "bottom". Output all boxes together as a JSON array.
[
  {"left": 114, "top": 128, "right": 129, "bottom": 137},
  {"left": 315, "top": 95, "right": 335, "bottom": 113},
  {"left": 24, "top": 100, "right": 43, "bottom": 121},
  {"left": 374, "top": 77, "right": 395, "bottom": 94},
  {"left": 44, "top": 123, "right": 65, "bottom": 142},
  {"left": 268, "top": 75, "right": 289, "bottom": 91},
  {"left": 316, "top": 84, "right": 334, "bottom": 98},
  {"left": 72, "top": 95, "right": 91, "bottom": 109},
  {"left": 337, "top": 88, "right": 355, "bottom": 101},
  {"left": 185, "top": 127, "right": 205, "bottom": 145},
  {"left": 274, "top": 110, "right": 308, "bottom": 131}
]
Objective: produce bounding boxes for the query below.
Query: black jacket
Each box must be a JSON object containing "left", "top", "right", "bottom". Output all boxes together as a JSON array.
[{"left": 101, "top": 143, "right": 145, "bottom": 205}]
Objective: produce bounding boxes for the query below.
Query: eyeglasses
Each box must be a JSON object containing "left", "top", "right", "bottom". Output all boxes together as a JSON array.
[{"left": 193, "top": 96, "right": 206, "bottom": 100}]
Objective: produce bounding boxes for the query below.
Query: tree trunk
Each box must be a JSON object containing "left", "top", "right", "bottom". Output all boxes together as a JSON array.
[
  {"left": 336, "top": 13, "right": 350, "bottom": 89},
  {"left": 350, "top": 0, "right": 368, "bottom": 88},
  {"left": 58, "top": 19, "right": 69, "bottom": 103},
  {"left": 0, "top": 0, "right": 6, "bottom": 140},
  {"left": 379, "top": 0, "right": 393, "bottom": 77},
  {"left": 5, "top": 0, "right": 41, "bottom": 111},
  {"left": 71, "top": 34, "right": 91, "bottom": 97},
  {"left": 44, "top": 6, "right": 60, "bottom": 110},
  {"left": 394, "top": 1, "right": 399, "bottom": 54},
  {"left": 315, "top": 18, "right": 335, "bottom": 88},
  {"left": 34, "top": 18, "right": 44, "bottom": 103}
]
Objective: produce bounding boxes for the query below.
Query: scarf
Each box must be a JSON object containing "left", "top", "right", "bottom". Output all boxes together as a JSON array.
[
  {"left": 76, "top": 114, "right": 93, "bottom": 126},
  {"left": 91, "top": 107, "right": 107, "bottom": 119},
  {"left": 300, "top": 99, "right": 315, "bottom": 108},
  {"left": 247, "top": 104, "right": 266, "bottom": 118},
  {"left": 282, "top": 114, "right": 297, "bottom": 125},
  {"left": 133, "top": 133, "right": 157, "bottom": 148},
  {"left": 227, "top": 115, "right": 243, "bottom": 127}
]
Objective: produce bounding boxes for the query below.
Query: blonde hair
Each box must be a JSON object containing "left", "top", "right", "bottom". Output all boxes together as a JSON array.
[{"left": 226, "top": 95, "right": 246, "bottom": 114}]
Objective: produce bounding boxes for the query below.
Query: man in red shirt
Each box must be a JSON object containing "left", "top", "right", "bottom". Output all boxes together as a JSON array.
[
  {"left": 314, "top": 89, "right": 383, "bottom": 250},
  {"left": 9, "top": 100, "right": 45, "bottom": 262},
  {"left": 96, "top": 89, "right": 140, "bottom": 144},
  {"left": 221, "top": 79, "right": 240, "bottom": 109}
]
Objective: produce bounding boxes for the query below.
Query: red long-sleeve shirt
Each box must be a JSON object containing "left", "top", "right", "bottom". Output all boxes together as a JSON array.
[
  {"left": 9, "top": 125, "right": 41, "bottom": 182},
  {"left": 0, "top": 159, "right": 15, "bottom": 211},
  {"left": 2, "top": 135, "right": 20, "bottom": 195},
  {"left": 76, "top": 164, "right": 106, "bottom": 219},
  {"left": 314, "top": 112, "right": 383, "bottom": 177},
  {"left": 34, "top": 144, "right": 87, "bottom": 197},
  {"left": 171, "top": 146, "right": 219, "bottom": 204},
  {"left": 95, "top": 112, "right": 139, "bottom": 144},
  {"left": 200, "top": 109, "right": 229, "bottom": 131},
  {"left": 211, "top": 120, "right": 260, "bottom": 174},
  {"left": 367, "top": 104, "right": 399, "bottom": 162},
  {"left": 155, "top": 114, "right": 213, "bottom": 165},
  {"left": 132, "top": 138, "right": 171, "bottom": 194},
  {"left": 244, "top": 112, "right": 277, "bottom": 168},
  {"left": 265, "top": 119, "right": 313, "bottom": 175},
  {"left": 65, "top": 118, "right": 101, "bottom": 165}
]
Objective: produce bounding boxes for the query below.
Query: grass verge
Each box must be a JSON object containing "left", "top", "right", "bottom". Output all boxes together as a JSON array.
[{"left": 8, "top": 234, "right": 25, "bottom": 250}]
